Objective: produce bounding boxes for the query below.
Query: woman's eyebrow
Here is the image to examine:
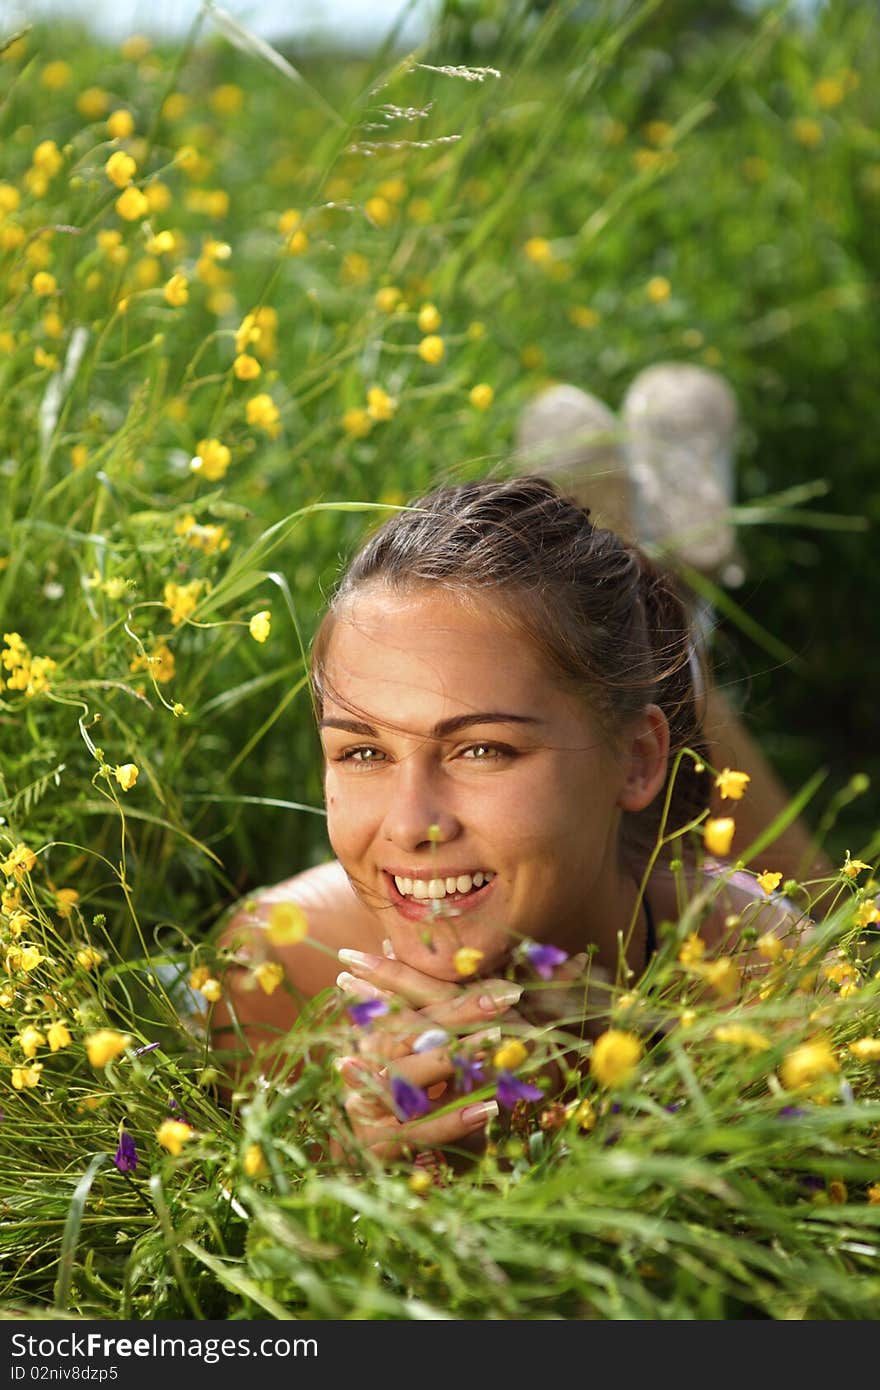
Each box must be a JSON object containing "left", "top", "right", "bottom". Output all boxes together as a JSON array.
[{"left": 319, "top": 712, "right": 545, "bottom": 738}]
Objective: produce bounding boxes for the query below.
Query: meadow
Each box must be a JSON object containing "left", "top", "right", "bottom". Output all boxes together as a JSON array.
[{"left": 1, "top": 0, "right": 879, "bottom": 1320}]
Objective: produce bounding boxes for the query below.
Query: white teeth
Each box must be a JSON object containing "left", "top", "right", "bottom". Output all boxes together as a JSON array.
[{"left": 393, "top": 871, "right": 495, "bottom": 899}]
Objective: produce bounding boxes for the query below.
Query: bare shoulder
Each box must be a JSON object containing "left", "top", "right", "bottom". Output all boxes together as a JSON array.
[{"left": 212, "top": 860, "right": 383, "bottom": 1058}]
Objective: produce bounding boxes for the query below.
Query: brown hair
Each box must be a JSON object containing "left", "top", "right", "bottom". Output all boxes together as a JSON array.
[{"left": 309, "top": 474, "right": 710, "bottom": 868}]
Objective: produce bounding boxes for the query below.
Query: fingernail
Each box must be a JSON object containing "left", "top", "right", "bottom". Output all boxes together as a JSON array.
[
  {"left": 570, "top": 953, "right": 588, "bottom": 972},
  {"left": 470, "top": 1026, "right": 502, "bottom": 1046},
  {"left": 461, "top": 1100, "right": 498, "bottom": 1128},
  {"left": 413, "top": 1027, "right": 449, "bottom": 1053},
  {"left": 338, "top": 948, "right": 380, "bottom": 971},
  {"left": 333, "top": 1055, "right": 360, "bottom": 1073},
  {"left": 479, "top": 983, "right": 522, "bottom": 1012},
  {"left": 336, "top": 971, "right": 385, "bottom": 998},
  {"left": 382, "top": 938, "right": 396, "bottom": 959}
]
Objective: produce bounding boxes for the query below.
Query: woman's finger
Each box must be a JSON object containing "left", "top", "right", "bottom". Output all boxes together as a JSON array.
[{"left": 337, "top": 949, "right": 461, "bottom": 1007}]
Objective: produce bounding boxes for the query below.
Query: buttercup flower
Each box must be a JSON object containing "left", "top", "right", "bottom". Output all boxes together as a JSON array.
[
  {"left": 85, "top": 1030, "right": 129, "bottom": 1068},
  {"left": 105, "top": 151, "right": 136, "bottom": 188},
  {"left": 589, "top": 1029, "right": 643, "bottom": 1087},
  {"left": 678, "top": 932, "right": 705, "bottom": 967},
  {"left": 113, "top": 763, "right": 139, "bottom": 791},
  {"left": 266, "top": 901, "right": 308, "bottom": 946},
  {"left": 249, "top": 611, "right": 271, "bottom": 644},
  {"left": 867, "top": 1185, "right": 880, "bottom": 1205},
  {"left": 18, "top": 1025, "right": 46, "bottom": 1058},
  {"left": 572, "top": 1097, "right": 597, "bottom": 1131},
  {"left": 854, "top": 901, "right": 880, "bottom": 928},
  {"left": 495, "top": 1071, "right": 543, "bottom": 1109},
  {"left": 1, "top": 842, "right": 37, "bottom": 879},
  {"left": 391, "top": 1075, "right": 430, "bottom": 1121},
  {"left": 453, "top": 946, "right": 484, "bottom": 977},
  {"left": 757, "top": 932, "right": 784, "bottom": 961},
  {"left": 199, "top": 978, "right": 221, "bottom": 1003},
  {"left": 418, "top": 335, "right": 445, "bottom": 365},
  {"left": 32, "top": 272, "right": 57, "bottom": 298},
  {"left": 848, "top": 1038, "right": 880, "bottom": 1061},
  {"left": 76, "top": 947, "right": 103, "bottom": 971},
  {"left": 646, "top": 275, "right": 671, "bottom": 303},
  {"left": 163, "top": 273, "right": 189, "bottom": 307},
  {"left": 243, "top": 1143, "right": 268, "bottom": 1178},
  {"left": 715, "top": 768, "right": 751, "bottom": 800},
  {"left": 156, "top": 1119, "right": 194, "bottom": 1156},
  {"left": 11, "top": 1064, "right": 42, "bottom": 1090},
  {"left": 698, "top": 956, "right": 740, "bottom": 998},
  {"left": 114, "top": 1127, "right": 138, "bottom": 1173},
  {"left": 342, "top": 408, "right": 372, "bottom": 438},
  {"left": 703, "top": 817, "right": 735, "bottom": 856},
  {"left": 115, "top": 186, "right": 149, "bottom": 221},
  {"left": 780, "top": 1038, "right": 839, "bottom": 1091},
  {"left": 46, "top": 1020, "right": 72, "bottom": 1052},
  {"left": 841, "top": 858, "right": 871, "bottom": 879},
  {"left": 468, "top": 383, "right": 494, "bottom": 411},
  {"left": 254, "top": 961, "right": 284, "bottom": 995},
  {"left": 233, "top": 353, "right": 261, "bottom": 381},
  {"left": 756, "top": 870, "right": 783, "bottom": 894},
  {"left": 107, "top": 109, "right": 135, "bottom": 139},
  {"left": 375, "top": 286, "right": 401, "bottom": 313},
  {"left": 713, "top": 1024, "right": 770, "bottom": 1052},
  {"left": 366, "top": 386, "right": 397, "bottom": 422},
  {"left": 493, "top": 1039, "right": 528, "bottom": 1071},
  {"left": 524, "top": 236, "right": 553, "bottom": 265},
  {"left": 191, "top": 437, "right": 230, "bottom": 482},
  {"left": 245, "top": 393, "right": 281, "bottom": 438},
  {"left": 417, "top": 303, "right": 441, "bottom": 333}
]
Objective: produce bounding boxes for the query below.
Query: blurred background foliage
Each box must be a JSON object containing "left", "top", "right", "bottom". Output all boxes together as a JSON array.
[{"left": 0, "top": 0, "right": 877, "bottom": 957}]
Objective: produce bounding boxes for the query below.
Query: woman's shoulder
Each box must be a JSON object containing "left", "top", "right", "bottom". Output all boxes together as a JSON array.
[{"left": 648, "top": 856, "right": 808, "bottom": 952}]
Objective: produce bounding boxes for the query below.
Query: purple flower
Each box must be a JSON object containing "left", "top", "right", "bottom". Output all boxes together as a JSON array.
[
  {"left": 495, "top": 1070, "right": 544, "bottom": 1110},
  {"left": 780, "top": 1106, "right": 807, "bottom": 1119},
  {"left": 114, "top": 1129, "right": 138, "bottom": 1173},
  {"left": 523, "top": 941, "right": 569, "bottom": 980},
  {"left": 347, "top": 998, "right": 390, "bottom": 1028},
  {"left": 452, "top": 1053, "right": 486, "bottom": 1094},
  {"left": 133, "top": 1041, "right": 160, "bottom": 1057},
  {"left": 391, "top": 1075, "right": 431, "bottom": 1122}
]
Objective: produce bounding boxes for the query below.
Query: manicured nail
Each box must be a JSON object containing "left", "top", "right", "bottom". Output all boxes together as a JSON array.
[
  {"left": 336, "top": 971, "right": 386, "bottom": 998},
  {"left": 478, "top": 983, "right": 522, "bottom": 1012},
  {"left": 413, "top": 1027, "right": 449, "bottom": 1054},
  {"left": 569, "top": 953, "right": 589, "bottom": 973},
  {"left": 333, "top": 1055, "right": 362, "bottom": 1074},
  {"left": 461, "top": 1100, "right": 498, "bottom": 1128},
  {"left": 469, "top": 1026, "right": 502, "bottom": 1047},
  {"left": 382, "top": 938, "right": 396, "bottom": 959},
  {"left": 338, "top": 949, "right": 381, "bottom": 971}
]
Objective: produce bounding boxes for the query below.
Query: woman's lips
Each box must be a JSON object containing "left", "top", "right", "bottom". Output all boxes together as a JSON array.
[{"left": 384, "top": 870, "right": 496, "bottom": 922}]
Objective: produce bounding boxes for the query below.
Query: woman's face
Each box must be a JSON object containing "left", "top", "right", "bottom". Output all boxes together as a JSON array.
[{"left": 319, "top": 583, "right": 643, "bottom": 981}]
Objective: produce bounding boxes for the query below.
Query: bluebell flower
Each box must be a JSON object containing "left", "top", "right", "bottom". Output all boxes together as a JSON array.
[
  {"left": 347, "top": 998, "right": 389, "bottom": 1028},
  {"left": 391, "top": 1075, "right": 431, "bottom": 1121},
  {"left": 523, "top": 941, "right": 569, "bottom": 980},
  {"left": 114, "top": 1128, "right": 138, "bottom": 1173},
  {"left": 495, "top": 1070, "right": 543, "bottom": 1110}
]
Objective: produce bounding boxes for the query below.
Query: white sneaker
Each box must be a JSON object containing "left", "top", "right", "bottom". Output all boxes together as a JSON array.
[
  {"left": 620, "top": 364, "right": 745, "bottom": 586},
  {"left": 514, "top": 383, "right": 635, "bottom": 540}
]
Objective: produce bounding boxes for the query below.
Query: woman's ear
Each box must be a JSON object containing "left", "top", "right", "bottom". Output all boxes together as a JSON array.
[{"left": 616, "top": 704, "right": 670, "bottom": 812}]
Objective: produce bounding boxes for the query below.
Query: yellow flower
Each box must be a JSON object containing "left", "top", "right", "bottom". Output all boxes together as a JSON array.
[
  {"left": 249, "top": 611, "right": 271, "bottom": 644},
  {"left": 703, "top": 817, "right": 735, "bottom": 857},
  {"left": 715, "top": 768, "right": 751, "bottom": 800},
  {"left": 233, "top": 353, "right": 261, "bottom": 381},
  {"left": 41, "top": 60, "right": 71, "bottom": 89},
  {"left": 754, "top": 870, "right": 783, "bottom": 895},
  {"left": 468, "top": 383, "right": 494, "bottom": 411},
  {"left": 493, "top": 1039, "right": 527, "bottom": 1071},
  {"left": 254, "top": 961, "right": 285, "bottom": 996},
  {"left": 31, "top": 271, "right": 57, "bottom": 298},
  {"left": 572, "top": 1098, "right": 596, "bottom": 1131},
  {"left": 417, "top": 303, "right": 441, "bottom": 333},
  {"left": 200, "top": 978, "right": 221, "bottom": 1003},
  {"left": 589, "top": 1029, "right": 643, "bottom": 1087},
  {"left": 780, "top": 1038, "right": 838, "bottom": 1091},
  {"left": 107, "top": 109, "right": 135, "bottom": 139},
  {"left": 678, "top": 1008, "right": 697, "bottom": 1029},
  {"left": 266, "top": 901, "right": 308, "bottom": 946},
  {"left": 814, "top": 77, "right": 846, "bottom": 109},
  {"left": 105, "top": 151, "right": 136, "bottom": 189},
  {"left": 408, "top": 1169, "right": 433, "bottom": 1194},
  {"left": 854, "top": 901, "right": 880, "bottom": 928},
  {"left": 211, "top": 83, "right": 244, "bottom": 115},
  {"left": 341, "top": 251, "right": 370, "bottom": 285},
  {"left": 34, "top": 347, "right": 59, "bottom": 372},
  {"left": 793, "top": 117, "right": 823, "bottom": 148},
  {"left": 867, "top": 1184, "right": 880, "bottom": 1205},
  {"left": 678, "top": 932, "right": 705, "bottom": 967},
  {"left": 156, "top": 1119, "right": 194, "bottom": 1156},
  {"left": 524, "top": 236, "right": 554, "bottom": 265},
  {"left": 55, "top": 889, "right": 80, "bottom": 917},
  {"left": 191, "top": 437, "right": 230, "bottom": 482},
  {"left": 697, "top": 956, "right": 740, "bottom": 999},
  {"left": 453, "top": 946, "right": 484, "bottom": 977},
  {"left": 375, "top": 286, "right": 401, "bottom": 313},
  {"left": 163, "top": 273, "right": 189, "bottom": 307},
  {"left": 569, "top": 305, "right": 601, "bottom": 329},
  {"left": 520, "top": 344, "right": 545, "bottom": 370},
  {"left": 145, "top": 181, "right": 171, "bottom": 213},
  {"left": 116, "top": 186, "right": 149, "bottom": 221},
  {"left": 342, "top": 408, "right": 372, "bottom": 438},
  {"left": 243, "top": 1143, "right": 268, "bottom": 1178},
  {"left": 827, "top": 1180, "right": 848, "bottom": 1204},
  {"left": 713, "top": 1024, "right": 770, "bottom": 1052},
  {"left": 11, "top": 1063, "right": 42, "bottom": 1090},
  {"left": 757, "top": 932, "right": 784, "bottom": 962},
  {"left": 76, "top": 946, "right": 103, "bottom": 971},
  {"left": 164, "top": 579, "right": 204, "bottom": 626},
  {"left": 646, "top": 275, "right": 671, "bottom": 303},
  {"left": 113, "top": 763, "right": 139, "bottom": 791},
  {"left": 46, "top": 1020, "right": 72, "bottom": 1052},
  {"left": 32, "top": 140, "right": 63, "bottom": 176},
  {"left": 19, "top": 1025, "right": 46, "bottom": 1059},
  {"left": 365, "top": 195, "right": 394, "bottom": 228},
  {"left": 246, "top": 393, "right": 281, "bottom": 438},
  {"left": 418, "top": 335, "right": 445, "bottom": 365},
  {"left": 85, "top": 1030, "right": 129, "bottom": 1068},
  {"left": 841, "top": 858, "right": 872, "bottom": 879},
  {"left": 1, "top": 842, "right": 37, "bottom": 880},
  {"left": 848, "top": 1038, "right": 880, "bottom": 1061},
  {"left": 366, "top": 386, "right": 396, "bottom": 422}
]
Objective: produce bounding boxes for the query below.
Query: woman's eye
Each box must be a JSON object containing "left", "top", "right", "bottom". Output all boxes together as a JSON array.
[
  {"left": 338, "top": 746, "right": 385, "bottom": 765},
  {"left": 461, "top": 743, "right": 510, "bottom": 761}
]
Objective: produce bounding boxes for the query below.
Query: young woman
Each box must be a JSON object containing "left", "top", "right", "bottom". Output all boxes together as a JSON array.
[{"left": 213, "top": 475, "right": 807, "bottom": 1159}]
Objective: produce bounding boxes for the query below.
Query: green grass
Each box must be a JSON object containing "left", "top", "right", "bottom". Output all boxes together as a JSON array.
[{"left": 0, "top": 0, "right": 879, "bottom": 1321}]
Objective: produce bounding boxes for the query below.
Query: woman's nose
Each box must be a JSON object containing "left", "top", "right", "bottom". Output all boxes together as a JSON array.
[{"left": 379, "top": 761, "right": 460, "bottom": 851}]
